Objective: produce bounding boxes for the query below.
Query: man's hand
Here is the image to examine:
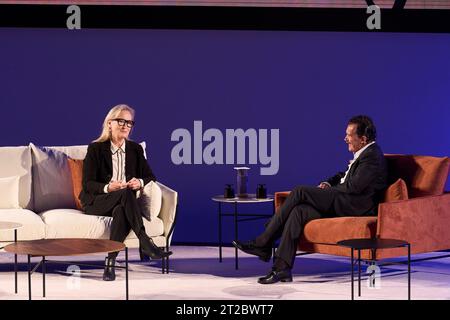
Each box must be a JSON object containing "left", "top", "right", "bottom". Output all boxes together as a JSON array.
[
  {"left": 317, "top": 182, "right": 331, "bottom": 189},
  {"left": 108, "top": 180, "right": 127, "bottom": 192},
  {"left": 127, "top": 177, "right": 142, "bottom": 191}
]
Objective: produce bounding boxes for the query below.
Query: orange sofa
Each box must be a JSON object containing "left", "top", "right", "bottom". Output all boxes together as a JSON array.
[{"left": 275, "top": 154, "right": 450, "bottom": 261}]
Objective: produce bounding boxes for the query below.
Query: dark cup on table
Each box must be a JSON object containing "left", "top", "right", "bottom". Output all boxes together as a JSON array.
[{"left": 256, "top": 184, "right": 267, "bottom": 199}]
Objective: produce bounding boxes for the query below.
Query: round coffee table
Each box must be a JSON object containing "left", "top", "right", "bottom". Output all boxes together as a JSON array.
[
  {"left": 4, "top": 238, "right": 128, "bottom": 300},
  {"left": 0, "top": 221, "right": 23, "bottom": 294},
  {"left": 337, "top": 238, "right": 411, "bottom": 300}
]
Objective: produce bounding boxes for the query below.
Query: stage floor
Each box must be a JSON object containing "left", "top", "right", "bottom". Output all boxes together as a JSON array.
[{"left": 1, "top": 245, "right": 449, "bottom": 300}]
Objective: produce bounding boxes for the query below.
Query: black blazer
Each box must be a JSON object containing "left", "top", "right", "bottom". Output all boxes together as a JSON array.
[
  {"left": 79, "top": 139, "right": 156, "bottom": 208},
  {"left": 326, "top": 143, "right": 388, "bottom": 216}
]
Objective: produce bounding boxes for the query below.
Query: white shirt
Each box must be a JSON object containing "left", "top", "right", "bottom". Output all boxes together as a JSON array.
[
  {"left": 103, "top": 141, "right": 144, "bottom": 193},
  {"left": 339, "top": 141, "right": 376, "bottom": 184}
]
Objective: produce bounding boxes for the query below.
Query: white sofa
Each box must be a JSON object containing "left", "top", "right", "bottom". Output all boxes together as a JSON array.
[{"left": 0, "top": 143, "right": 177, "bottom": 251}]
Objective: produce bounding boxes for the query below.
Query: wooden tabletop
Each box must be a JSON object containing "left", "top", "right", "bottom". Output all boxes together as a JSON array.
[{"left": 4, "top": 239, "right": 125, "bottom": 257}]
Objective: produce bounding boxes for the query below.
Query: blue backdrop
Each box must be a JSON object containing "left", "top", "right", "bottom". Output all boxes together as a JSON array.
[{"left": 1, "top": 28, "right": 449, "bottom": 243}]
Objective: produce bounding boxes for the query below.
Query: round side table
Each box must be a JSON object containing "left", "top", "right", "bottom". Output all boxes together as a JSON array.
[
  {"left": 337, "top": 238, "right": 411, "bottom": 300},
  {"left": 212, "top": 194, "right": 274, "bottom": 270}
]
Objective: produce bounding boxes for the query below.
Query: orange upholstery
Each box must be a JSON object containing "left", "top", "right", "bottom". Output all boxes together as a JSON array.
[
  {"left": 275, "top": 154, "right": 450, "bottom": 261},
  {"left": 302, "top": 217, "right": 377, "bottom": 244},
  {"left": 384, "top": 154, "right": 449, "bottom": 198},
  {"left": 67, "top": 158, "right": 84, "bottom": 210},
  {"left": 383, "top": 178, "right": 408, "bottom": 202}
]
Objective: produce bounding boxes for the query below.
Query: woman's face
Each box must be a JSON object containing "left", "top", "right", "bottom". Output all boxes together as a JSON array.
[{"left": 108, "top": 110, "right": 134, "bottom": 142}]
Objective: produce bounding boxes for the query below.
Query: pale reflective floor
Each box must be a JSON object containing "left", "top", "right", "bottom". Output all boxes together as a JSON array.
[{"left": 1, "top": 246, "right": 450, "bottom": 300}]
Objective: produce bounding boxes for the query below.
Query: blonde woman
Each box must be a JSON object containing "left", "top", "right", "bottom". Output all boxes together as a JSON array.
[{"left": 79, "top": 104, "right": 171, "bottom": 281}]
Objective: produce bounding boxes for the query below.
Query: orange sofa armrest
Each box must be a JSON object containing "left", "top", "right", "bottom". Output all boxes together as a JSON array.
[
  {"left": 275, "top": 191, "right": 291, "bottom": 212},
  {"left": 377, "top": 193, "right": 450, "bottom": 253}
]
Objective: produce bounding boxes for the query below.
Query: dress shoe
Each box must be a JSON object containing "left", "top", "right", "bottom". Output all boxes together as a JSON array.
[
  {"left": 140, "top": 235, "right": 173, "bottom": 259},
  {"left": 257, "top": 269, "right": 292, "bottom": 284},
  {"left": 103, "top": 257, "right": 116, "bottom": 281},
  {"left": 232, "top": 240, "right": 272, "bottom": 262}
]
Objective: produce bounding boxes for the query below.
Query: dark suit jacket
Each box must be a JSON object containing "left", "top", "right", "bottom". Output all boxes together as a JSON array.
[
  {"left": 326, "top": 143, "right": 388, "bottom": 216},
  {"left": 79, "top": 139, "right": 156, "bottom": 208}
]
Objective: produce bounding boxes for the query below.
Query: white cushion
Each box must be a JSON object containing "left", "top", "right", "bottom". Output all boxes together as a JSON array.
[
  {"left": 41, "top": 208, "right": 164, "bottom": 240},
  {"left": 30, "top": 141, "right": 148, "bottom": 213},
  {"left": 138, "top": 181, "right": 162, "bottom": 221},
  {"left": 0, "top": 176, "right": 20, "bottom": 209},
  {"left": 0, "top": 209, "right": 46, "bottom": 241},
  {"left": 0, "top": 146, "right": 33, "bottom": 210}
]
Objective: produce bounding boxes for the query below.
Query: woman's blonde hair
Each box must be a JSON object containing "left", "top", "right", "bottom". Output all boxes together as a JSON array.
[{"left": 93, "top": 104, "right": 136, "bottom": 143}]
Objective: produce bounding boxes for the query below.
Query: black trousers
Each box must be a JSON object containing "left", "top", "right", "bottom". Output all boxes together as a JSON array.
[
  {"left": 256, "top": 185, "right": 337, "bottom": 269},
  {"left": 84, "top": 188, "right": 145, "bottom": 258}
]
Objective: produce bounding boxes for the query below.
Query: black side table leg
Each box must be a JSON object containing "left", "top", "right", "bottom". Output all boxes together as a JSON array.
[
  {"left": 218, "top": 203, "right": 222, "bottom": 263},
  {"left": 125, "top": 247, "right": 129, "bottom": 300},
  {"left": 42, "top": 256, "right": 46, "bottom": 298},
  {"left": 14, "top": 229, "right": 18, "bottom": 294},
  {"left": 408, "top": 244, "right": 411, "bottom": 300},
  {"left": 234, "top": 202, "right": 238, "bottom": 270},
  {"left": 351, "top": 248, "right": 354, "bottom": 300},
  {"left": 358, "top": 249, "right": 361, "bottom": 297},
  {"left": 27, "top": 254, "right": 31, "bottom": 301}
]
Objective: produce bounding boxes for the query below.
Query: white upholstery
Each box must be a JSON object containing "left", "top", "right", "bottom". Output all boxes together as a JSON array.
[
  {"left": 0, "top": 146, "right": 33, "bottom": 210},
  {"left": 158, "top": 182, "right": 178, "bottom": 245},
  {"left": 0, "top": 176, "right": 20, "bottom": 209},
  {"left": 0, "top": 209, "right": 46, "bottom": 241},
  {"left": 41, "top": 209, "right": 164, "bottom": 240},
  {"left": 0, "top": 143, "right": 176, "bottom": 250},
  {"left": 139, "top": 181, "right": 163, "bottom": 221}
]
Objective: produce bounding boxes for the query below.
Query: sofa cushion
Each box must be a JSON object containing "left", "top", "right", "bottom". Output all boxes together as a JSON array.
[
  {"left": 0, "top": 146, "right": 33, "bottom": 210},
  {"left": 0, "top": 209, "right": 46, "bottom": 241},
  {"left": 40, "top": 209, "right": 164, "bottom": 239},
  {"left": 30, "top": 142, "right": 148, "bottom": 213},
  {"left": 385, "top": 154, "right": 449, "bottom": 198},
  {"left": 383, "top": 178, "right": 408, "bottom": 202},
  {"left": 302, "top": 216, "right": 378, "bottom": 244},
  {"left": 0, "top": 176, "right": 20, "bottom": 209},
  {"left": 138, "top": 181, "right": 162, "bottom": 221},
  {"left": 67, "top": 158, "right": 84, "bottom": 210}
]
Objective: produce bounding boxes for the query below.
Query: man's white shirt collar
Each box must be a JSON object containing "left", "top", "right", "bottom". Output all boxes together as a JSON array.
[{"left": 352, "top": 141, "right": 375, "bottom": 161}]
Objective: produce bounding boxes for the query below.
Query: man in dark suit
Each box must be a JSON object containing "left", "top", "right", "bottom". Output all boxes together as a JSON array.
[{"left": 233, "top": 115, "right": 388, "bottom": 284}]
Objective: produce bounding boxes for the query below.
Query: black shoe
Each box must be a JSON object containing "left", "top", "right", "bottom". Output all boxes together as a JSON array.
[
  {"left": 140, "top": 236, "right": 173, "bottom": 260},
  {"left": 257, "top": 269, "right": 292, "bottom": 284},
  {"left": 232, "top": 240, "right": 272, "bottom": 262},
  {"left": 103, "top": 257, "right": 116, "bottom": 281}
]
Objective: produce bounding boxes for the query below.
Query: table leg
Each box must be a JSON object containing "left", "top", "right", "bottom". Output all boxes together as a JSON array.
[
  {"left": 42, "top": 256, "right": 46, "bottom": 298},
  {"left": 351, "top": 248, "right": 355, "bottom": 300},
  {"left": 234, "top": 202, "right": 238, "bottom": 270},
  {"left": 28, "top": 254, "right": 31, "bottom": 301},
  {"left": 358, "top": 249, "right": 361, "bottom": 297},
  {"left": 408, "top": 244, "right": 411, "bottom": 300},
  {"left": 218, "top": 202, "right": 222, "bottom": 263},
  {"left": 126, "top": 247, "right": 129, "bottom": 301},
  {"left": 351, "top": 248, "right": 354, "bottom": 300},
  {"left": 14, "top": 229, "right": 18, "bottom": 294}
]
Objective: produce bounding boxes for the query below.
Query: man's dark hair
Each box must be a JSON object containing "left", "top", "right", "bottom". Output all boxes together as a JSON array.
[{"left": 348, "top": 115, "right": 377, "bottom": 142}]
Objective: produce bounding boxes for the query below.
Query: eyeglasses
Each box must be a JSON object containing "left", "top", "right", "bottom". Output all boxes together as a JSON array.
[{"left": 112, "top": 118, "right": 135, "bottom": 128}]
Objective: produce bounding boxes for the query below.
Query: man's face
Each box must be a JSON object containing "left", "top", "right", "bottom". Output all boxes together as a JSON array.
[{"left": 344, "top": 124, "right": 367, "bottom": 153}]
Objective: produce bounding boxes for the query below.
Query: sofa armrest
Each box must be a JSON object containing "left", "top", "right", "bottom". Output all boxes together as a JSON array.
[
  {"left": 156, "top": 182, "right": 178, "bottom": 246},
  {"left": 377, "top": 193, "right": 450, "bottom": 253},
  {"left": 275, "top": 191, "right": 291, "bottom": 212}
]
